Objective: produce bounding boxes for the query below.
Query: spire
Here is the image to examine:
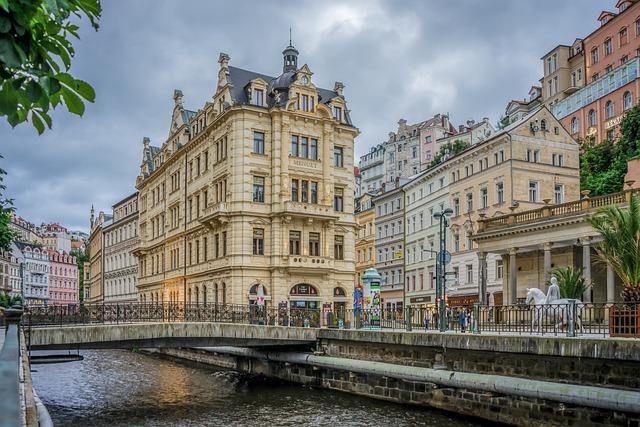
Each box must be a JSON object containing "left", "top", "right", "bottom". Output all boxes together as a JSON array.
[
  {"left": 90, "top": 205, "right": 95, "bottom": 227},
  {"left": 282, "top": 30, "right": 299, "bottom": 73}
]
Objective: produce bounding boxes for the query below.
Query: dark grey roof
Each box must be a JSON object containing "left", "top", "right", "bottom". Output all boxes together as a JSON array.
[
  {"left": 226, "top": 65, "right": 353, "bottom": 126},
  {"left": 144, "top": 145, "right": 161, "bottom": 175}
]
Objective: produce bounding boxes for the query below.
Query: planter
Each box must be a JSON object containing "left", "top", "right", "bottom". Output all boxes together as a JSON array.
[{"left": 609, "top": 305, "right": 640, "bottom": 337}]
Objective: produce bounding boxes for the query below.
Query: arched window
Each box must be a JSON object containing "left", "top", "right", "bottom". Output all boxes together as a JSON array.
[
  {"left": 290, "top": 283, "right": 318, "bottom": 296},
  {"left": 624, "top": 91, "right": 633, "bottom": 111},
  {"left": 606, "top": 100, "right": 615, "bottom": 118},
  {"left": 333, "top": 287, "right": 347, "bottom": 297},
  {"left": 588, "top": 109, "right": 597, "bottom": 127},
  {"left": 540, "top": 119, "right": 547, "bottom": 131},
  {"left": 570, "top": 117, "right": 579, "bottom": 134}
]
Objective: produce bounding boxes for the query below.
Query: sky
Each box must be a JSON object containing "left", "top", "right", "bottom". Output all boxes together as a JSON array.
[{"left": 1, "top": 0, "right": 606, "bottom": 232}]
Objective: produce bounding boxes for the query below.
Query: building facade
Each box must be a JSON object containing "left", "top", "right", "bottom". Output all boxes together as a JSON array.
[
  {"left": 355, "top": 193, "right": 375, "bottom": 287},
  {"left": 0, "top": 244, "right": 19, "bottom": 294},
  {"left": 103, "top": 193, "right": 139, "bottom": 303},
  {"left": 446, "top": 107, "right": 580, "bottom": 305},
  {"left": 15, "top": 243, "right": 49, "bottom": 305},
  {"left": 504, "top": 86, "right": 542, "bottom": 124},
  {"left": 86, "top": 208, "right": 110, "bottom": 303},
  {"left": 47, "top": 249, "right": 79, "bottom": 305},
  {"left": 134, "top": 44, "right": 358, "bottom": 310},
  {"left": 434, "top": 118, "right": 495, "bottom": 154},
  {"left": 40, "top": 223, "right": 72, "bottom": 253},
  {"left": 358, "top": 144, "right": 385, "bottom": 196},
  {"left": 373, "top": 183, "right": 405, "bottom": 310}
]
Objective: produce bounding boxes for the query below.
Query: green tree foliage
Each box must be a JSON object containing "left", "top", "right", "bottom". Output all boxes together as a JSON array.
[
  {"left": 429, "top": 139, "right": 470, "bottom": 168},
  {"left": 0, "top": 156, "right": 15, "bottom": 252},
  {"left": 70, "top": 248, "right": 88, "bottom": 302},
  {"left": 0, "top": 0, "right": 101, "bottom": 133},
  {"left": 589, "top": 193, "right": 640, "bottom": 302},
  {"left": 551, "top": 266, "right": 589, "bottom": 300},
  {"left": 580, "top": 104, "right": 640, "bottom": 196}
]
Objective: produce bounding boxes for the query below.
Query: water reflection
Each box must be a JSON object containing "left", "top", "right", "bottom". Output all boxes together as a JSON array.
[{"left": 31, "top": 350, "right": 484, "bottom": 427}]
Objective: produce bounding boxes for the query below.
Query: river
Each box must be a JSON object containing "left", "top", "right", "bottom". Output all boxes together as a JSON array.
[{"left": 31, "top": 349, "right": 485, "bottom": 427}]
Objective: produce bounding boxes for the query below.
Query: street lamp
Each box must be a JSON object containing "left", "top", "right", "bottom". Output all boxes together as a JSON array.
[{"left": 434, "top": 208, "right": 453, "bottom": 332}]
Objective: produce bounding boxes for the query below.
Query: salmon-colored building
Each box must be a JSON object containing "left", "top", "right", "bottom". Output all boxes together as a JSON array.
[
  {"left": 47, "top": 249, "right": 79, "bottom": 305},
  {"left": 539, "top": 0, "right": 640, "bottom": 141}
]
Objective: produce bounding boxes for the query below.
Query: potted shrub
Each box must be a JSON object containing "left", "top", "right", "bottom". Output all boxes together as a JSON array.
[{"left": 589, "top": 193, "right": 640, "bottom": 337}]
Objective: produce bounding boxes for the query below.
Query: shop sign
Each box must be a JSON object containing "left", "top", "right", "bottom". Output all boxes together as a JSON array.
[{"left": 605, "top": 115, "right": 623, "bottom": 129}]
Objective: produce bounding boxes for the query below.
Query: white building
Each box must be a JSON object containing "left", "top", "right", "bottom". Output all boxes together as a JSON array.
[
  {"left": 15, "top": 242, "right": 49, "bottom": 305},
  {"left": 358, "top": 144, "right": 385, "bottom": 195}
]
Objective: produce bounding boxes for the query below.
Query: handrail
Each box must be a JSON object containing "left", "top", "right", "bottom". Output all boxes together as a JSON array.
[
  {"left": 0, "top": 307, "right": 24, "bottom": 427},
  {"left": 478, "top": 188, "right": 638, "bottom": 232}
]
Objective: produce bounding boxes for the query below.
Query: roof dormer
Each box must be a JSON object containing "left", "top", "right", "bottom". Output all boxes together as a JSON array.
[{"left": 598, "top": 11, "right": 617, "bottom": 26}]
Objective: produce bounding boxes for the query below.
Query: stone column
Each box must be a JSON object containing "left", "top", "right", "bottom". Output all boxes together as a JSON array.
[
  {"left": 509, "top": 248, "right": 518, "bottom": 304},
  {"left": 543, "top": 242, "right": 552, "bottom": 284},
  {"left": 478, "top": 252, "right": 487, "bottom": 304},
  {"left": 607, "top": 262, "right": 615, "bottom": 303},
  {"left": 581, "top": 237, "right": 592, "bottom": 303}
]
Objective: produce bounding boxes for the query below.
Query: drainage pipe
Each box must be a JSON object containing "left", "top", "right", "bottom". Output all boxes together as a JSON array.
[{"left": 205, "top": 346, "right": 640, "bottom": 413}]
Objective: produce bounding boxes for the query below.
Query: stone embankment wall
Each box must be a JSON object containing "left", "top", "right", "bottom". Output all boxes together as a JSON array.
[{"left": 149, "top": 330, "right": 640, "bottom": 427}]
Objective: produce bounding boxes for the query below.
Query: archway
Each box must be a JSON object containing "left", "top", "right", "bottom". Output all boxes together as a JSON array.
[
  {"left": 289, "top": 283, "right": 319, "bottom": 310},
  {"left": 333, "top": 286, "right": 348, "bottom": 312},
  {"left": 249, "top": 283, "right": 270, "bottom": 306}
]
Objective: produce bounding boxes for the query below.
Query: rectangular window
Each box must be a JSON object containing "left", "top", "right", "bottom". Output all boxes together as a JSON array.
[
  {"left": 334, "top": 187, "right": 344, "bottom": 212},
  {"left": 529, "top": 181, "right": 539, "bottom": 202},
  {"left": 222, "top": 231, "right": 227, "bottom": 256},
  {"left": 554, "top": 184, "right": 564, "bottom": 204},
  {"left": 301, "top": 94, "right": 309, "bottom": 111},
  {"left": 215, "top": 234, "right": 219, "bottom": 258},
  {"left": 203, "top": 237, "right": 208, "bottom": 261},
  {"left": 310, "top": 138, "right": 318, "bottom": 160},
  {"left": 466, "top": 264, "right": 474, "bottom": 284},
  {"left": 301, "top": 137, "right": 309, "bottom": 158},
  {"left": 496, "top": 182, "right": 504, "bottom": 204},
  {"left": 253, "top": 176, "right": 265, "bottom": 202},
  {"left": 480, "top": 187, "right": 488, "bottom": 208},
  {"left": 333, "top": 106, "right": 342, "bottom": 121},
  {"left": 254, "top": 88, "right": 264, "bottom": 106},
  {"left": 334, "top": 235, "right": 344, "bottom": 260},
  {"left": 301, "top": 180, "right": 309, "bottom": 203},
  {"left": 453, "top": 234, "right": 460, "bottom": 252},
  {"left": 496, "top": 260, "right": 503, "bottom": 279},
  {"left": 253, "top": 228, "right": 264, "bottom": 255},
  {"left": 466, "top": 193, "right": 473, "bottom": 212},
  {"left": 289, "top": 231, "right": 301, "bottom": 255},
  {"left": 308, "top": 232, "right": 320, "bottom": 256},
  {"left": 291, "top": 179, "right": 299, "bottom": 202},
  {"left": 453, "top": 198, "right": 460, "bottom": 216},
  {"left": 334, "top": 146, "right": 344, "bottom": 167},
  {"left": 291, "top": 135, "right": 299, "bottom": 157},
  {"left": 310, "top": 181, "right": 318, "bottom": 204},
  {"left": 253, "top": 131, "right": 265, "bottom": 154}
]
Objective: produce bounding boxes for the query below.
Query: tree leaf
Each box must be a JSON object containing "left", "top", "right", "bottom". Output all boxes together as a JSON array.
[
  {"left": 31, "top": 111, "right": 45, "bottom": 134},
  {"left": 0, "top": 84, "right": 18, "bottom": 115},
  {"left": 0, "top": 16, "right": 10, "bottom": 33},
  {"left": 26, "top": 80, "right": 44, "bottom": 102},
  {"left": 72, "top": 79, "right": 95, "bottom": 102},
  {"left": 60, "top": 85, "right": 84, "bottom": 115},
  {"left": 0, "top": 38, "right": 20, "bottom": 68},
  {"left": 0, "top": 0, "right": 8, "bottom": 13}
]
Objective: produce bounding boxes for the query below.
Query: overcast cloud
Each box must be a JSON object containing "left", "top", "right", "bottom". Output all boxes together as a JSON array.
[{"left": 0, "top": 0, "right": 605, "bottom": 232}]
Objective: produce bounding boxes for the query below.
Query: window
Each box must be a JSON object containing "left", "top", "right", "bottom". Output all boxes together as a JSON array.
[
  {"left": 604, "top": 38, "right": 612, "bottom": 56},
  {"left": 466, "top": 264, "right": 474, "bottom": 284},
  {"left": 606, "top": 100, "right": 615, "bottom": 118},
  {"left": 466, "top": 193, "right": 473, "bottom": 212},
  {"left": 334, "top": 146, "right": 344, "bottom": 167},
  {"left": 310, "top": 181, "right": 318, "bottom": 204},
  {"left": 425, "top": 135, "right": 432, "bottom": 143},
  {"left": 453, "top": 198, "right": 460, "bottom": 216},
  {"left": 624, "top": 91, "right": 633, "bottom": 111},
  {"left": 636, "top": 19, "right": 640, "bottom": 36},
  {"left": 333, "top": 106, "right": 342, "bottom": 121},
  {"left": 540, "top": 119, "right": 547, "bottom": 131},
  {"left": 289, "top": 231, "right": 301, "bottom": 255},
  {"left": 571, "top": 117, "right": 579, "bottom": 134},
  {"left": 310, "top": 138, "right": 318, "bottom": 160},
  {"left": 291, "top": 179, "right": 299, "bottom": 202},
  {"left": 622, "top": 54, "right": 629, "bottom": 64},
  {"left": 253, "top": 88, "right": 264, "bottom": 106},
  {"left": 253, "top": 131, "right": 265, "bottom": 154},
  {"left": 607, "top": 128, "right": 615, "bottom": 141},
  {"left": 606, "top": 65, "right": 613, "bottom": 74},
  {"left": 620, "top": 27, "right": 628, "bottom": 46},
  {"left": 554, "top": 184, "right": 564, "bottom": 204},
  {"left": 300, "top": 137, "right": 309, "bottom": 158},
  {"left": 301, "top": 180, "right": 309, "bottom": 203},
  {"left": 334, "top": 235, "right": 344, "bottom": 260},
  {"left": 291, "top": 135, "right": 299, "bottom": 157},
  {"left": 588, "top": 109, "right": 597, "bottom": 127},
  {"left": 334, "top": 187, "right": 344, "bottom": 212},
  {"left": 496, "top": 260, "right": 503, "bottom": 279},
  {"left": 309, "top": 232, "right": 320, "bottom": 256},
  {"left": 253, "top": 229, "right": 264, "bottom": 255},
  {"left": 252, "top": 176, "right": 265, "bottom": 202},
  {"left": 412, "top": 146, "right": 418, "bottom": 159},
  {"left": 591, "top": 47, "right": 599, "bottom": 65},
  {"left": 552, "top": 153, "right": 564, "bottom": 166},
  {"left": 480, "top": 188, "right": 488, "bottom": 209},
  {"left": 528, "top": 181, "right": 539, "bottom": 202}
]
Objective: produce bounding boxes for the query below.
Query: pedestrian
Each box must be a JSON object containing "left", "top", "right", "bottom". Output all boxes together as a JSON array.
[
  {"left": 424, "top": 310, "right": 430, "bottom": 331},
  {"left": 459, "top": 309, "right": 466, "bottom": 333}
]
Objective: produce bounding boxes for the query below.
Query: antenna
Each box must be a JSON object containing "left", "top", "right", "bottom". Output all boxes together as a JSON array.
[{"left": 289, "top": 27, "right": 292, "bottom": 46}]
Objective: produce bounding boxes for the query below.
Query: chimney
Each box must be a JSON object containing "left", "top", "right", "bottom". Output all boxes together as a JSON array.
[{"left": 458, "top": 125, "right": 465, "bottom": 133}]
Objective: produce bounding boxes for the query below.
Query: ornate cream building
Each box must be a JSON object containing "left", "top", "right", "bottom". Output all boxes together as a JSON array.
[
  {"left": 134, "top": 44, "right": 358, "bottom": 309},
  {"left": 103, "top": 193, "right": 139, "bottom": 303},
  {"left": 86, "top": 207, "right": 110, "bottom": 303}
]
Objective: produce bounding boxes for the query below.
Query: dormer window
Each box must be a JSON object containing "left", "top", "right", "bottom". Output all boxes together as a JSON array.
[
  {"left": 333, "top": 106, "right": 342, "bottom": 122},
  {"left": 253, "top": 88, "right": 264, "bottom": 106}
]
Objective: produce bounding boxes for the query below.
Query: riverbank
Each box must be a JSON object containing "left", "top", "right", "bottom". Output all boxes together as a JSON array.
[{"left": 146, "top": 346, "right": 640, "bottom": 427}]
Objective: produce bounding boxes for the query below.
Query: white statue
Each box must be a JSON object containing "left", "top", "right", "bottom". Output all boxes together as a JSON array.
[{"left": 524, "top": 276, "right": 584, "bottom": 333}]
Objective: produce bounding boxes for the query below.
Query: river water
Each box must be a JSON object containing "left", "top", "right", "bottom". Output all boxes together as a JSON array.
[{"left": 31, "top": 350, "right": 484, "bottom": 427}]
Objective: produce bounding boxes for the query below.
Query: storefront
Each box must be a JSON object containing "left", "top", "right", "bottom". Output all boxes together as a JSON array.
[
  {"left": 289, "top": 283, "right": 319, "bottom": 310},
  {"left": 447, "top": 293, "right": 479, "bottom": 307},
  {"left": 333, "top": 286, "right": 348, "bottom": 312}
]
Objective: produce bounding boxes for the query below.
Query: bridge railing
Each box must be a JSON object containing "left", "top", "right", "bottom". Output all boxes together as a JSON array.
[{"left": 23, "top": 301, "right": 640, "bottom": 338}]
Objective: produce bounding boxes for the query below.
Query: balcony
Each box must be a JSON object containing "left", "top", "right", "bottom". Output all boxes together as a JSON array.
[
  {"left": 199, "top": 202, "right": 229, "bottom": 227},
  {"left": 283, "top": 201, "right": 339, "bottom": 220},
  {"left": 563, "top": 85, "right": 579, "bottom": 95}
]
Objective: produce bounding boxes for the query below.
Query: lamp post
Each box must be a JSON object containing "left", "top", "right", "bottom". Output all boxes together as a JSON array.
[{"left": 433, "top": 208, "right": 453, "bottom": 332}]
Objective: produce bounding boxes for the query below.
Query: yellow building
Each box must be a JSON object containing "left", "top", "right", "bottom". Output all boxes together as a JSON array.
[
  {"left": 134, "top": 44, "right": 358, "bottom": 310},
  {"left": 446, "top": 106, "right": 580, "bottom": 305},
  {"left": 86, "top": 207, "right": 110, "bottom": 303},
  {"left": 355, "top": 193, "right": 376, "bottom": 288}
]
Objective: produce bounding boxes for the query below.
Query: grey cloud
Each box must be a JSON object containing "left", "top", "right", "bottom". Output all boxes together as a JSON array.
[{"left": 0, "top": 0, "right": 605, "bottom": 232}]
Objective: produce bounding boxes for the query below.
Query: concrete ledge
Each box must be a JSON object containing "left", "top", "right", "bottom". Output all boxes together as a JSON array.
[
  {"left": 317, "top": 329, "right": 640, "bottom": 361},
  {"left": 27, "top": 323, "right": 317, "bottom": 350}
]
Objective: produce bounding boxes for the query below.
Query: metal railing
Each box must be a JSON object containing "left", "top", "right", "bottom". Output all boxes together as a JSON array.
[
  {"left": 0, "top": 307, "right": 24, "bottom": 427},
  {"left": 22, "top": 301, "right": 640, "bottom": 338}
]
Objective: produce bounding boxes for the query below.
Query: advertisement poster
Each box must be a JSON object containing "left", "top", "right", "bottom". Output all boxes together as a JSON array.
[{"left": 370, "top": 280, "right": 381, "bottom": 328}]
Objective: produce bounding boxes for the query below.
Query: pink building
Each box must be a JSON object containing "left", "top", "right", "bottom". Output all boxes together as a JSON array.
[{"left": 47, "top": 249, "right": 79, "bottom": 305}]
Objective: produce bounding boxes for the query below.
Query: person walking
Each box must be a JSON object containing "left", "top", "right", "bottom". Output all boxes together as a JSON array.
[
  {"left": 424, "top": 310, "right": 431, "bottom": 331},
  {"left": 459, "top": 309, "right": 467, "bottom": 333}
]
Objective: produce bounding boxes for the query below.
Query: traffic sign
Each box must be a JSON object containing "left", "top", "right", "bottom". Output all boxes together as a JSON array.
[
  {"left": 394, "top": 250, "right": 403, "bottom": 259},
  {"left": 439, "top": 250, "right": 451, "bottom": 265}
]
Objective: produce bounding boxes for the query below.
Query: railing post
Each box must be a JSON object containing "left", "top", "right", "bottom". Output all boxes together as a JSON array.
[
  {"left": 472, "top": 303, "right": 481, "bottom": 334},
  {"left": 567, "top": 301, "right": 576, "bottom": 337},
  {"left": 405, "top": 306, "right": 412, "bottom": 332}
]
